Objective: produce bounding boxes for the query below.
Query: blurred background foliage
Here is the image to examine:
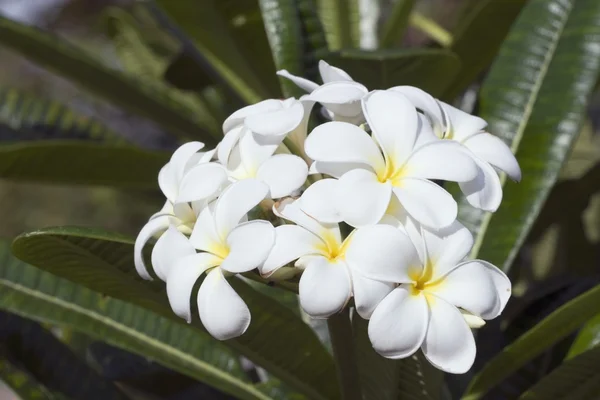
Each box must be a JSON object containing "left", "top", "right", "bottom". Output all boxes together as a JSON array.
[{"left": 1, "top": 0, "right": 600, "bottom": 399}]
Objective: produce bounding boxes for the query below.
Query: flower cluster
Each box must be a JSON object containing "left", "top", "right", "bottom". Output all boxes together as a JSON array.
[{"left": 135, "top": 61, "right": 520, "bottom": 374}]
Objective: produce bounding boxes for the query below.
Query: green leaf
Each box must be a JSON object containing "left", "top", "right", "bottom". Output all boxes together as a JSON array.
[
  {"left": 11, "top": 227, "right": 339, "bottom": 400},
  {"left": 462, "top": 0, "right": 600, "bottom": 272},
  {"left": 463, "top": 283, "right": 600, "bottom": 399},
  {"left": 0, "top": 242, "right": 272, "bottom": 400},
  {"left": 0, "top": 356, "right": 58, "bottom": 400},
  {"left": 324, "top": 49, "right": 461, "bottom": 96},
  {"left": 0, "top": 15, "right": 215, "bottom": 144},
  {"left": 519, "top": 346, "right": 600, "bottom": 399},
  {"left": 352, "top": 317, "right": 443, "bottom": 400},
  {"left": 379, "top": 0, "right": 416, "bottom": 48},
  {"left": 316, "top": 0, "right": 360, "bottom": 49},
  {"left": 443, "top": 0, "right": 527, "bottom": 99},
  {"left": 567, "top": 313, "right": 600, "bottom": 359},
  {"left": 0, "top": 141, "right": 167, "bottom": 188}
]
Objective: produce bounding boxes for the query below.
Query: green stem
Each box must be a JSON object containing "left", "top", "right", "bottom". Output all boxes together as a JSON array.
[
  {"left": 327, "top": 307, "right": 362, "bottom": 400},
  {"left": 409, "top": 12, "right": 453, "bottom": 47}
]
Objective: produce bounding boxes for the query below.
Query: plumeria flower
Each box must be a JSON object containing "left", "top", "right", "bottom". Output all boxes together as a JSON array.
[
  {"left": 134, "top": 142, "right": 227, "bottom": 281},
  {"left": 304, "top": 90, "right": 478, "bottom": 229},
  {"left": 392, "top": 86, "right": 521, "bottom": 211},
  {"left": 367, "top": 221, "right": 511, "bottom": 373},
  {"left": 261, "top": 196, "right": 415, "bottom": 319},
  {"left": 278, "top": 60, "right": 368, "bottom": 125},
  {"left": 156, "top": 179, "right": 275, "bottom": 340},
  {"left": 218, "top": 126, "right": 308, "bottom": 199}
]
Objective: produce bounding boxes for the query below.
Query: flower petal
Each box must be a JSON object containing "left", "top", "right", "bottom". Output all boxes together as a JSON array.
[
  {"left": 337, "top": 169, "right": 392, "bottom": 227},
  {"left": 345, "top": 224, "right": 418, "bottom": 283},
  {"left": 440, "top": 102, "right": 487, "bottom": 141},
  {"left": 274, "top": 198, "right": 341, "bottom": 242},
  {"left": 319, "top": 60, "right": 353, "bottom": 83},
  {"left": 469, "top": 260, "right": 512, "bottom": 315},
  {"left": 299, "top": 258, "right": 352, "bottom": 318},
  {"left": 245, "top": 101, "right": 305, "bottom": 137},
  {"left": 166, "top": 252, "right": 223, "bottom": 323},
  {"left": 238, "top": 130, "right": 279, "bottom": 177},
  {"left": 134, "top": 216, "right": 171, "bottom": 280},
  {"left": 414, "top": 113, "right": 440, "bottom": 148},
  {"left": 218, "top": 126, "right": 244, "bottom": 166},
  {"left": 214, "top": 179, "right": 269, "bottom": 238},
  {"left": 305, "top": 81, "right": 368, "bottom": 120},
  {"left": 198, "top": 269, "right": 251, "bottom": 340},
  {"left": 223, "top": 99, "right": 283, "bottom": 134},
  {"left": 158, "top": 164, "right": 177, "bottom": 204},
  {"left": 459, "top": 156, "right": 503, "bottom": 212},
  {"left": 422, "top": 296, "right": 476, "bottom": 374},
  {"left": 256, "top": 154, "right": 308, "bottom": 198},
  {"left": 261, "top": 225, "right": 324, "bottom": 276},
  {"left": 220, "top": 220, "right": 275, "bottom": 274},
  {"left": 176, "top": 163, "right": 228, "bottom": 203},
  {"left": 305, "top": 121, "right": 385, "bottom": 171},
  {"left": 309, "top": 161, "right": 373, "bottom": 178},
  {"left": 362, "top": 90, "right": 418, "bottom": 164},
  {"left": 351, "top": 270, "right": 395, "bottom": 319},
  {"left": 393, "top": 179, "right": 457, "bottom": 229},
  {"left": 421, "top": 220, "right": 474, "bottom": 279},
  {"left": 368, "top": 287, "right": 428, "bottom": 359},
  {"left": 390, "top": 86, "right": 445, "bottom": 135},
  {"left": 276, "top": 69, "right": 319, "bottom": 93},
  {"left": 298, "top": 178, "right": 343, "bottom": 223},
  {"left": 159, "top": 141, "right": 205, "bottom": 202},
  {"left": 151, "top": 225, "right": 196, "bottom": 281},
  {"left": 463, "top": 132, "right": 521, "bottom": 181},
  {"left": 404, "top": 141, "right": 478, "bottom": 183}
]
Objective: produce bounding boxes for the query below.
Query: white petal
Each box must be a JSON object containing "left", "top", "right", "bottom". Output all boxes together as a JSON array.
[
  {"left": 345, "top": 224, "right": 418, "bottom": 283},
  {"left": 166, "top": 253, "right": 222, "bottom": 323},
  {"left": 245, "top": 101, "right": 304, "bottom": 137},
  {"left": 261, "top": 225, "right": 324, "bottom": 276},
  {"left": 337, "top": 169, "right": 392, "bottom": 227},
  {"left": 362, "top": 90, "right": 418, "bottom": 165},
  {"left": 462, "top": 311, "right": 486, "bottom": 328},
  {"left": 422, "top": 296, "right": 476, "bottom": 374},
  {"left": 223, "top": 99, "right": 283, "bottom": 134},
  {"left": 134, "top": 216, "right": 171, "bottom": 280},
  {"left": 238, "top": 130, "right": 279, "bottom": 177},
  {"left": 468, "top": 260, "right": 512, "bottom": 315},
  {"left": 276, "top": 69, "right": 319, "bottom": 93},
  {"left": 176, "top": 163, "right": 228, "bottom": 203},
  {"left": 198, "top": 269, "right": 251, "bottom": 340},
  {"left": 305, "top": 121, "right": 385, "bottom": 171},
  {"left": 158, "top": 164, "right": 178, "bottom": 203},
  {"left": 381, "top": 197, "right": 426, "bottom": 262},
  {"left": 299, "top": 258, "right": 352, "bottom": 318},
  {"left": 440, "top": 102, "right": 487, "bottom": 142},
  {"left": 287, "top": 98, "right": 316, "bottom": 149},
  {"left": 393, "top": 179, "right": 457, "bottom": 229},
  {"left": 217, "top": 126, "right": 244, "bottom": 166},
  {"left": 414, "top": 113, "right": 440, "bottom": 148},
  {"left": 298, "top": 178, "right": 343, "bottom": 223},
  {"left": 274, "top": 198, "right": 341, "bottom": 242},
  {"left": 428, "top": 261, "right": 500, "bottom": 319},
  {"left": 309, "top": 161, "right": 373, "bottom": 178},
  {"left": 390, "top": 86, "right": 445, "bottom": 135},
  {"left": 459, "top": 156, "right": 503, "bottom": 212},
  {"left": 463, "top": 132, "right": 521, "bottom": 181},
  {"left": 351, "top": 270, "right": 395, "bottom": 319},
  {"left": 189, "top": 204, "right": 221, "bottom": 253},
  {"left": 404, "top": 141, "right": 478, "bottom": 183},
  {"left": 214, "top": 179, "right": 269, "bottom": 238},
  {"left": 421, "top": 221, "right": 474, "bottom": 279},
  {"left": 256, "top": 154, "right": 308, "bottom": 198},
  {"left": 220, "top": 220, "right": 275, "bottom": 274},
  {"left": 151, "top": 225, "right": 196, "bottom": 281},
  {"left": 305, "top": 81, "right": 368, "bottom": 119},
  {"left": 319, "top": 60, "right": 354, "bottom": 83},
  {"left": 368, "top": 287, "right": 428, "bottom": 359},
  {"left": 171, "top": 141, "right": 205, "bottom": 178}
]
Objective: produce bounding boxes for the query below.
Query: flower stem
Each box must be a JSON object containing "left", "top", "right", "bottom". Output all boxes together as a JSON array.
[
  {"left": 409, "top": 12, "right": 453, "bottom": 47},
  {"left": 327, "top": 307, "right": 362, "bottom": 400}
]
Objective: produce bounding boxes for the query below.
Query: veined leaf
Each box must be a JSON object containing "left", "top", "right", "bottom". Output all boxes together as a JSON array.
[
  {"left": 324, "top": 49, "right": 461, "bottom": 96},
  {"left": 519, "top": 346, "right": 600, "bottom": 399},
  {"left": 443, "top": 0, "right": 527, "bottom": 100},
  {"left": 316, "top": 0, "right": 360, "bottom": 49},
  {"left": 567, "top": 313, "right": 600, "bottom": 359},
  {"left": 0, "top": 15, "right": 215, "bottom": 144},
  {"left": 462, "top": 0, "right": 600, "bottom": 272},
  {"left": 0, "top": 355, "right": 58, "bottom": 400},
  {"left": 0, "top": 242, "right": 271, "bottom": 400},
  {"left": 379, "top": 0, "right": 416, "bottom": 48},
  {"left": 0, "top": 141, "right": 167, "bottom": 188},
  {"left": 11, "top": 227, "right": 339, "bottom": 400},
  {"left": 463, "top": 283, "right": 600, "bottom": 399}
]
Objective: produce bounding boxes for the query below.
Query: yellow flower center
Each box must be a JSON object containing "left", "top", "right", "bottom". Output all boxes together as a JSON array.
[
  {"left": 376, "top": 155, "right": 408, "bottom": 186},
  {"left": 408, "top": 260, "right": 444, "bottom": 298},
  {"left": 316, "top": 230, "right": 353, "bottom": 261},
  {"left": 207, "top": 240, "right": 230, "bottom": 259}
]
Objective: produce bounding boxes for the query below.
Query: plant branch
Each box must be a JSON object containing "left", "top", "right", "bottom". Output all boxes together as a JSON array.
[
  {"left": 328, "top": 307, "right": 362, "bottom": 400},
  {"left": 409, "top": 12, "right": 453, "bottom": 47}
]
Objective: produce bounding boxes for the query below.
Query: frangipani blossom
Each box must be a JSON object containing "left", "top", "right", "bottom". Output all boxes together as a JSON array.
[
  {"left": 262, "top": 198, "right": 405, "bottom": 319},
  {"left": 278, "top": 60, "right": 368, "bottom": 125},
  {"left": 159, "top": 179, "right": 275, "bottom": 340},
  {"left": 304, "top": 90, "right": 478, "bottom": 229},
  {"left": 392, "top": 86, "right": 521, "bottom": 211},
  {"left": 367, "top": 221, "right": 511, "bottom": 373},
  {"left": 135, "top": 142, "right": 227, "bottom": 281}
]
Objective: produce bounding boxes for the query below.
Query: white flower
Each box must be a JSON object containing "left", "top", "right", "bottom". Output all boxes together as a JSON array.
[
  {"left": 158, "top": 179, "right": 275, "bottom": 340},
  {"left": 392, "top": 86, "right": 522, "bottom": 211},
  {"left": 278, "top": 60, "right": 368, "bottom": 125},
  {"left": 304, "top": 90, "right": 478, "bottom": 229},
  {"left": 367, "top": 221, "right": 511, "bottom": 373},
  {"left": 134, "top": 142, "right": 227, "bottom": 280}
]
